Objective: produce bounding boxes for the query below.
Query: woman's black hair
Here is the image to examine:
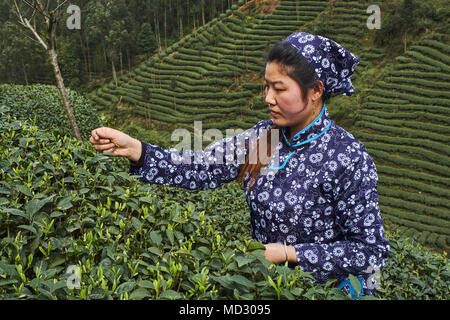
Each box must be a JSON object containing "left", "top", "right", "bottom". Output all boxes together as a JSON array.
[{"left": 265, "top": 41, "right": 330, "bottom": 103}]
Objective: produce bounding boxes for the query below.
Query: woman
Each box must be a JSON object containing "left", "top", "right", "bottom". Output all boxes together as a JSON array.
[{"left": 90, "top": 32, "right": 389, "bottom": 297}]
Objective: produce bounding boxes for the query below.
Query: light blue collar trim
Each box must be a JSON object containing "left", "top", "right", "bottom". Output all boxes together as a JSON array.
[
  {"left": 269, "top": 103, "right": 330, "bottom": 171},
  {"left": 282, "top": 102, "right": 327, "bottom": 146}
]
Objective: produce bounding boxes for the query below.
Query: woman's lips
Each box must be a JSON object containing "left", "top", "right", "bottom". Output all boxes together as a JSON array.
[{"left": 270, "top": 110, "right": 281, "bottom": 117}]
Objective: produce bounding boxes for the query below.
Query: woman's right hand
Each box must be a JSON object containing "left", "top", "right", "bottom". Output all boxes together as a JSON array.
[{"left": 89, "top": 127, "right": 142, "bottom": 162}]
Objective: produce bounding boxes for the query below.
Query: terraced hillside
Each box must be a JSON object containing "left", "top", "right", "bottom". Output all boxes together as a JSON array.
[
  {"left": 354, "top": 33, "right": 450, "bottom": 250},
  {"left": 89, "top": 0, "right": 330, "bottom": 130}
]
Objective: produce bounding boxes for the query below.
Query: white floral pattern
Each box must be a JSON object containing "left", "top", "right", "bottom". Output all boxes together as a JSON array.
[{"left": 285, "top": 32, "right": 359, "bottom": 96}]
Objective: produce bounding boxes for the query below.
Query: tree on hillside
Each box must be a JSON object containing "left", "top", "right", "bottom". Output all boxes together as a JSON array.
[
  {"left": 374, "top": 0, "right": 439, "bottom": 53},
  {"left": 10, "top": 0, "right": 82, "bottom": 141}
]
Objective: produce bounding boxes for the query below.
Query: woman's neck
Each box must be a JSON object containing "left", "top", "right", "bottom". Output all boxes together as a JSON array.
[{"left": 288, "top": 102, "right": 324, "bottom": 141}]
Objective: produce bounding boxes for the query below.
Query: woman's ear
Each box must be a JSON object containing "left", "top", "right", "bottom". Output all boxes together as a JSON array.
[{"left": 312, "top": 80, "right": 325, "bottom": 102}]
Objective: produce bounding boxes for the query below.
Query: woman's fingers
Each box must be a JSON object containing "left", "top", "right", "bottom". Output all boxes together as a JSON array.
[
  {"left": 91, "top": 127, "right": 116, "bottom": 141},
  {"left": 93, "top": 142, "right": 116, "bottom": 152},
  {"left": 102, "top": 147, "right": 116, "bottom": 154},
  {"left": 89, "top": 127, "right": 132, "bottom": 159},
  {"left": 89, "top": 137, "right": 111, "bottom": 145}
]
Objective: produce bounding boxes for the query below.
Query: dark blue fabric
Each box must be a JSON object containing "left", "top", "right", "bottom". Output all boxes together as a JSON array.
[
  {"left": 284, "top": 32, "right": 360, "bottom": 97},
  {"left": 130, "top": 106, "right": 389, "bottom": 295}
]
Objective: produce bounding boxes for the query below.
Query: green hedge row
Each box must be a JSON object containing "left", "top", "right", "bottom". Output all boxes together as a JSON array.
[
  {"left": 357, "top": 118, "right": 449, "bottom": 142},
  {"left": 171, "top": 53, "right": 221, "bottom": 69},
  {"left": 367, "top": 148, "right": 449, "bottom": 178},
  {"left": 328, "top": 20, "right": 364, "bottom": 28},
  {"left": 0, "top": 85, "right": 102, "bottom": 142},
  {"left": 133, "top": 106, "right": 231, "bottom": 124},
  {"left": 377, "top": 164, "right": 450, "bottom": 188},
  {"left": 365, "top": 141, "right": 450, "bottom": 168},
  {"left": 216, "top": 22, "right": 247, "bottom": 40},
  {"left": 376, "top": 81, "right": 450, "bottom": 99},
  {"left": 417, "top": 39, "right": 450, "bottom": 54},
  {"left": 387, "top": 70, "right": 450, "bottom": 82},
  {"left": 359, "top": 109, "right": 449, "bottom": 128},
  {"left": 406, "top": 51, "right": 450, "bottom": 72},
  {"left": 381, "top": 208, "right": 449, "bottom": 248},
  {"left": 365, "top": 96, "right": 409, "bottom": 105},
  {"left": 395, "top": 62, "right": 441, "bottom": 73},
  {"left": 204, "top": 43, "right": 266, "bottom": 59},
  {"left": 137, "top": 65, "right": 202, "bottom": 80},
  {"left": 357, "top": 130, "right": 449, "bottom": 159},
  {"left": 96, "top": 89, "right": 120, "bottom": 105},
  {"left": 281, "top": 1, "right": 327, "bottom": 7},
  {"left": 363, "top": 102, "right": 450, "bottom": 116},
  {"left": 327, "top": 35, "right": 359, "bottom": 47},
  {"left": 89, "top": 94, "right": 114, "bottom": 111},
  {"left": 272, "top": 10, "right": 318, "bottom": 17},
  {"left": 113, "top": 84, "right": 253, "bottom": 104},
  {"left": 379, "top": 199, "right": 450, "bottom": 236},
  {"left": 361, "top": 111, "right": 449, "bottom": 132},
  {"left": 128, "top": 79, "right": 222, "bottom": 94},
  {"left": 161, "top": 58, "right": 210, "bottom": 75},
  {"left": 368, "top": 88, "right": 450, "bottom": 107},
  {"left": 117, "top": 87, "right": 249, "bottom": 109},
  {"left": 409, "top": 45, "right": 450, "bottom": 65},
  {"left": 249, "top": 28, "right": 297, "bottom": 37},
  {"left": 332, "top": 7, "right": 365, "bottom": 15},
  {"left": 378, "top": 182, "right": 450, "bottom": 213},
  {"left": 281, "top": 1, "right": 327, "bottom": 9},
  {"left": 163, "top": 57, "right": 224, "bottom": 73},
  {"left": 387, "top": 77, "right": 450, "bottom": 90},
  {"left": 417, "top": 231, "right": 440, "bottom": 247},
  {"left": 133, "top": 68, "right": 233, "bottom": 88},
  {"left": 130, "top": 78, "right": 228, "bottom": 94},
  {"left": 334, "top": 1, "right": 367, "bottom": 9}
]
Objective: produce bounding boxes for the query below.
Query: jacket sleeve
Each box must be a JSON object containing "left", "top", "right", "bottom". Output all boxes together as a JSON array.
[
  {"left": 129, "top": 120, "right": 273, "bottom": 190},
  {"left": 293, "top": 149, "right": 390, "bottom": 286}
]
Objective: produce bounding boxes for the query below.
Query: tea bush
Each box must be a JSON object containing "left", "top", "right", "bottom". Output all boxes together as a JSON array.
[
  {"left": 0, "top": 84, "right": 102, "bottom": 141},
  {"left": 0, "top": 106, "right": 448, "bottom": 300}
]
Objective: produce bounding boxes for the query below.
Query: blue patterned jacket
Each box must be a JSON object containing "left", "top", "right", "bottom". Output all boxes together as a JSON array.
[{"left": 130, "top": 106, "right": 390, "bottom": 295}]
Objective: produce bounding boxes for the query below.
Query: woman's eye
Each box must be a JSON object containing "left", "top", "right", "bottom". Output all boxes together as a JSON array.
[{"left": 275, "top": 88, "right": 285, "bottom": 92}]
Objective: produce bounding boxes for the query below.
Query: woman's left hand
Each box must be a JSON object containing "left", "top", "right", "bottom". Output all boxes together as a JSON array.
[{"left": 264, "top": 243, "right": 288, "bottom": 264}]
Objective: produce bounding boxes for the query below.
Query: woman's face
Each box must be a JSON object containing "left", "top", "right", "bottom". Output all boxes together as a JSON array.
[{"left": 264, "top": 62, "right": 319, "bottom": 137}]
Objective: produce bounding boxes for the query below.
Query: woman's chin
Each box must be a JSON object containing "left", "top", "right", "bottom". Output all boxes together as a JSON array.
[{"left": 271, "top": 117, "right": 285, "bottom": 127}]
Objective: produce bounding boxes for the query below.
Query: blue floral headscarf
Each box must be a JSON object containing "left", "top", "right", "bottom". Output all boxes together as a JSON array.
[{"left": 284, "top": 32, "right": 360, "bottom": 96}]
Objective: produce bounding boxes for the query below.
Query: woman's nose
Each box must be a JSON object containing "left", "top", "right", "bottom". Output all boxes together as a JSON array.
[{"left": 265, "top": 88, "right": 276, "bottom": 105}]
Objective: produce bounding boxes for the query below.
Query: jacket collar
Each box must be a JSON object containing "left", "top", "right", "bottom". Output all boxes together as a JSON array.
[{"left": 282, "top": 103, "right": 331, "bottom": 147}]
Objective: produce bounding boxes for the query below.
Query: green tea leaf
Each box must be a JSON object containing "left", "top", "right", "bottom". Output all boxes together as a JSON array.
[
  {"left": 139, "top": 197, "right": 153, "bottom": 204},
  {"left": 16, "top": 184, "right": 32, "bottom": 197},
  {"left": 131, "top": 217, "right": 142, "bottom": 231},
  {"left": 137, "top": 280, "right": 155, "bottom": 289},
  {"left": 130, "top": 288, "right": 150, "bottom": 300},
  {"left": 150, "top": 231, "right": 162, "bottom": 246},
  {"left": 25, "top": 195, "right": 54, "bottom": 217},
  {"left": 348, "top": 274, "right": 362, "bottom": 297},
  {"left": 57, "top": 196, "right": 73, "bottom": 211},
  {"left": 246, "top": 241, "right": 266, "bottom": 251},
  {"left": 115, "top": 281, "right": 135, "bottom": 294},
  {"left": 127, "top": 201, "right": 139, "bottom": 211},
  {"left": 166, "top": 229, "right": 174, "bottom": 244},
  {"left": 0, "top": 197, "right": 9, "bottom": 206},
  {"left": 18, "top": 225, "right": 37, "bottom": 235},
  {"left": 3, "top": 208, "right": 28, "bottom": 219},
  {"left": 159, "top": 290, "right": 182, "bottom": 300},
  {"left": 230, "top": 274, "right": 255, "bottom": 289}
]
